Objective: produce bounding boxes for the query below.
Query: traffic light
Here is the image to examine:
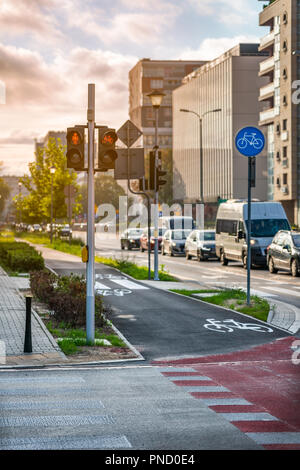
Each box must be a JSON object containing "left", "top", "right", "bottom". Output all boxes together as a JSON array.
[
  {"left": 66, "top": 127, "right": 85, "bottom": 170},
  {"left": 98, "top": 127, "right": 118, "bottom": 171},
  {"left": 149, "top": 151, "right": 156, "bottom": 190},
  {"left": 156, "top": 157, "right": 167, "bottom": 191}
]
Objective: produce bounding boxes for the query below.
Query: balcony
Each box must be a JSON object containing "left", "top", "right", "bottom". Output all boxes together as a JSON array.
[
  {"left": 259, "top": 56, "right": 275, "bottom": 76},
  {"left": 259, "top": 30, "right": 275, "bottom": 51},
  {"left": 259, "top": 106, "right": 279, "bottom": 125},
  {"left": 259, "top": 82, "right": 275, "bottom": 101}
]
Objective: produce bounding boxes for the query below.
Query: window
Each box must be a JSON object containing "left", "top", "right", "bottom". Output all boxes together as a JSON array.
[
  {"left": 283, "top": 173, "right": 288, "bottom": 185},
  {"left": 283, "top": 12, "right": 288, "bottom": 24},
  {"left": 282, "top": 67, "right": 288, "bottom": 80},
  {"left": 216, "top": 219, "right": 237, "bottom": 236},
  {"left": 282, "top": 40, "right": 288, "bottom": 52},
  {"left": 150, "top": 79, "right": 163, "bottom": 89},
  {"left": 283, "top": 95, "right": 288, "bottom": 106},
  {"left": 283, "top": 146, "right": 287, "bottom": 158},
  {"left": 283, "top": 119, "right": 287, "bottom": 131},
  {"left": 250, "top": 219, "right": 290, "bottom": 238}
]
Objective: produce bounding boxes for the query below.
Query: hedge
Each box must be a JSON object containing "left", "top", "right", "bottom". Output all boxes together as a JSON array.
[{"left": 0, "top": 241, "right": 44, "bottom": 272}]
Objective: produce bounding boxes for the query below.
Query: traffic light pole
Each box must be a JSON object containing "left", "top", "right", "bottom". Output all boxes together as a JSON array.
[
  {"left": 154, "top": 107, "right": 159, "bottom": 281},
  {"left": 86, "top": 84, "right": 95, "bottom": 344}
]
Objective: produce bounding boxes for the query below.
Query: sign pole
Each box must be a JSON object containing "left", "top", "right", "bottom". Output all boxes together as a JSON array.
[
  {"left": 86, "top": 84, "right": 95, "bottom": 344},
  {"left": 247, "top": 157, "right": 252, "bottom": 306}
]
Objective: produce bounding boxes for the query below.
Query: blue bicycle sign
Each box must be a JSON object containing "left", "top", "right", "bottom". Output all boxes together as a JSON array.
[{"left": 235, "top": 126, "right": 265, "bottom": 157}]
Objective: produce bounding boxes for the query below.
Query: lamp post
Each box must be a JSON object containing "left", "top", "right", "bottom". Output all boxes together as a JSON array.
[
  {"left": 180, "top": 108, "right": 221, "bottom": 204},
  {"left": 50, "top": 166, "right": 56, "bottom": 243},
  {"left": 148, "top": 90, "right": 165, "bottom": 281}
]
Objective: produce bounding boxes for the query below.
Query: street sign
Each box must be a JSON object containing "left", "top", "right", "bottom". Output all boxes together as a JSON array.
[
  {"left": 235, "top": 126, "right": 265, "bottom": 157},
  {"left": 117, "top": 120, "right": 142, "bottom": 148},
  {"left": 114, "top": 148, "right": 145, "bottom": 180}
]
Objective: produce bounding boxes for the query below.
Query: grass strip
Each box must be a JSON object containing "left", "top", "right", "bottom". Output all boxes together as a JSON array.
[{"left": 171, "top": 288, "right": 270, "bottom": 322}]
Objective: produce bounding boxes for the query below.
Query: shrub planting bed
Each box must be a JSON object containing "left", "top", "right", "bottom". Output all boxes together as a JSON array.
[{"left": 0, "top": 240, "right": 44, "bottom": 273}]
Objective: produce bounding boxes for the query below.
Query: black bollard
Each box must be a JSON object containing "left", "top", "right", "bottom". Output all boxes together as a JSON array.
[{"left": 24, "top": 296, "right": 32, "bottom": 353}]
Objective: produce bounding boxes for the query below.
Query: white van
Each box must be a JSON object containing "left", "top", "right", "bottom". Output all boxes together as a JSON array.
[{"left": 215, "top": 200, "right": 290, "bottom": 267}]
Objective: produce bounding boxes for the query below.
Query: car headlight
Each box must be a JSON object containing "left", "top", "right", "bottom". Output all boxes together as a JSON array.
[
  {"left": 172, "top": 242, "right": 177, "bottom": 247},
  {"left": 250, "top": 239, "right": 258, "bottom": 246},
  {"left": 130, "top": 239, "right": 135, "bottom": 243}
]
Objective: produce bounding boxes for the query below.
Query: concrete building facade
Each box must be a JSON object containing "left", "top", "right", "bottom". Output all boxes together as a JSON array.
[
  {"left": 258, "top": 0, "right": 300, "bottom": 225},
  {"left": 172, "top": 44, "right": 269, "bottom": 204},
  {"left": 129, "top": 59, "right": 206, "bottom": 150}
]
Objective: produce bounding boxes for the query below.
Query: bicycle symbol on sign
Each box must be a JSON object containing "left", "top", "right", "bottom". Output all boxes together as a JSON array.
[
  {"left": 203, "top": 318, "right": 273, "bottom": 333},
  {"left": 237, "top": 132, "right": 264, "bottom": 152}
]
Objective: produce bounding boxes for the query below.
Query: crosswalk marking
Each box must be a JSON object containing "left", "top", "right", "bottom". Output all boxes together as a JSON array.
[
  {"left": 110, "top": 279, "right": 149, "bottom": 290},
  {"left": 260, "top": 286, "right": 300, "bottom": 298}
]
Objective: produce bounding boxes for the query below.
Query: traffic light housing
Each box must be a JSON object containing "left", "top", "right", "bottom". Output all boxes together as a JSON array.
[
  {"left": 156, "top": 157, "right": 167, "bottom": 191},
  {"left": 66, "top": 127, "right": 85, "bottom": 170},
  {"left": 98, "top": 127, "right": 118, "bottom": 171}
]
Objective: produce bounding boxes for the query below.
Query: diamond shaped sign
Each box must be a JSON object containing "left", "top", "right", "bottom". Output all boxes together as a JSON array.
[{"left": 117, "top": 120, "right": 142, "bottom": 148}]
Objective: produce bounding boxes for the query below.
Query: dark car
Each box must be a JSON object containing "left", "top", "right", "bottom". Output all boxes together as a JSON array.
[
  {"left": 185, "top": 229, "right": 217, "bottom": 261},
  {"left": 140, "top": 228, "right": 165, "bottom": 252},
  {"left": 120, "top": 228, "right": 143, "bottom": 250},
  {"left": 267, "top": 230, "right": 300, "bottom": 277},
  {"left": 161, "top": 229, "right": 191, "bottom": 256},
  {"left": 58, "top": 224, "right": 72, "bottom": 239}
]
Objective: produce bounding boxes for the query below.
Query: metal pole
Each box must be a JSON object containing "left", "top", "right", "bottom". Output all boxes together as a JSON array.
[
  {"left": 247, "top": 157, "right": 252, "bottom": 306},
  {"left": 154, "top": 107, "right": 159, "bottom": 281},
  {"left": 86, "top": 84, "right": 95, "bottom": 344},
  {"left": 199, "top": 118, "right": 204, "bottom": 204},
  {"left": 50, "top": 173, "right": 53, "bottom": 243}
]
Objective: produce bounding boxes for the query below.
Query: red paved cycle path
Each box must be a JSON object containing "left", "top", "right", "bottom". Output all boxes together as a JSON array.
[{"left": 154, "top": 336, "right": 300, "bottom": 450}]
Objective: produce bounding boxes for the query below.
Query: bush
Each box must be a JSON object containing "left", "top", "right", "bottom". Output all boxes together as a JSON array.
[
  {"left": 30, "top": 270, "right": 105, "bottom": 328},
  {"left": 0, "top": 241, "right": 44, "bottom": 272}
]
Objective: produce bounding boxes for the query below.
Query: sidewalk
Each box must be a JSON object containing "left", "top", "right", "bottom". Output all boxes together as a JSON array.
[{"left": 0, "top": 266, "right": 66, "bottom": 367}]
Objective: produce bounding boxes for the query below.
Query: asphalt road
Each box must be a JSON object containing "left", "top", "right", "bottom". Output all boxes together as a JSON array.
[{"left": 74, "top": 231, "right": 300, "bottom": 309}]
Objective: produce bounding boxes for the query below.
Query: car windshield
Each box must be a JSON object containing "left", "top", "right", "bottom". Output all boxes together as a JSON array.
[
  {"left": 292, "top": 234, "right": 300, "bottom": 247},
  {"left": 167, "top": 218, "right": 195, "bottom": 230},
  {"left": 249, "top": 219, "right": 290, "bottom": 237},
  {"left": 171, "top": 230, "right": 190, "bottom": 240},
  {"left": 199, "top": 231, "right": 215, "bottom": 241}
]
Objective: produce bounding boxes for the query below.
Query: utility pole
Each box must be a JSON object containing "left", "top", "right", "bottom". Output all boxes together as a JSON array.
[{"left": 86, "top": 84, "right": 95, "bottom": 344}]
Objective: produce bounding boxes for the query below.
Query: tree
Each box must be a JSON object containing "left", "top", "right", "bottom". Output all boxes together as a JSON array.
[
  {"left": 15, "top": 138, "right": 82, "bottom": 224},
  {"left": 0, "top": 161, "right": 10, "bottom": 217},
  {"left": 79, "top": 174, "right": 126, "bottom": 216}
]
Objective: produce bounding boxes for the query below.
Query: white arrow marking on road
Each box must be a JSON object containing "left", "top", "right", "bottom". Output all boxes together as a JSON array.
[{"left": 110, "top": 279, "right": 149, "bottom": 290}]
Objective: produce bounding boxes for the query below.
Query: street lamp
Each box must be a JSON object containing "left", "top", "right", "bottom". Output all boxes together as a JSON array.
[
  {"left": 180, "top": 108, "right": 221, "bottom": 203},
  {"left": 148, "top": 90, "right": 165, "bottom": 281},
  {"left": 50, "top": 166, "right": 56, "bottom": 243}
]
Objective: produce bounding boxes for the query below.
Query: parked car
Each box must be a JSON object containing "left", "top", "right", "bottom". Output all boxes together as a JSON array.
[
  {"left": 140, "top": 228, "right": 165, "bottom": 252},
  {"left": 267, "top": 230, "right": 300, "bottom": 277},
  {"left": 29, "top": 224, "right": 42, "bottom": 232},
  {"left": 185, "top": 229, "right": 216, "bottom": 261},
  {"left": 215, "top": 200, "right": 290, "bottom": 267},
  {"left": 59, "top": 224, "right": 72, "bottom": 239},
  {"left": 161, "top": 229, "right": 191, "bottom": 256},
  {"left": 120, "top": 228, "right": 143, "bottom": 250}
]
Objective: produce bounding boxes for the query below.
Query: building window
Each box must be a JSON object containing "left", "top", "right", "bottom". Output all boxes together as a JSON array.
[
  {"left": 282, "top": 39, "right": 288, "bottom": 52},
  {"left": 282, "top": 67, "right": 288, "bottom": 80},
  {"left": 283, "top": 119, "right": 287, "bottom": 131},
  {"left": 276, "top": 122, "right": 281, "bottom": 134},
  {"left": 283, "top": 146, "right": 287, "bottom": 158},
  {"left": 283, "top": 95, "right": 288, "bottom": 106},
  {"left": 283, "top": 173, "right": 288, "bottom": 185},
  {"left": 150, "top": 79, "right": 163, "bottom": 89},
  {"left": 283, "top": 12, "right": 288, "bottom": 24}
]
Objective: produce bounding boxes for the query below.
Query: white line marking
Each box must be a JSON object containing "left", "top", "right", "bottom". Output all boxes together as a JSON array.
[{"left": 110, "top": 279, "right": 149, "bottom": 290}]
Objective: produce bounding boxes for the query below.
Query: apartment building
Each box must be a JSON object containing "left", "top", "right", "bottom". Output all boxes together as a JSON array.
[
  {"left": 129, "top": 59, "right": 206, "bottom": 150},
  {"left": 172, "top": 44, "right": 268, "bottom": 204},
  {"left": 258, "top": 0, "right": 299, "bottom": 225}
]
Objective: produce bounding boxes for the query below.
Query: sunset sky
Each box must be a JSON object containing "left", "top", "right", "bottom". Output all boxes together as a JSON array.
[{"left": 0, "top": 0, "right": 265, "bottom": 175}]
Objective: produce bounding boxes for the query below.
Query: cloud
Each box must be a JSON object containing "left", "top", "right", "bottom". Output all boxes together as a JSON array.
[
  {"left": 0, "top": 0, "right": 63, "bottom": 43},
  {"left": 187, "top": 0, "right": 257, "bottom": 26},
  {"left": 178, "top": 35, "right": 260, "bottom": 61}
]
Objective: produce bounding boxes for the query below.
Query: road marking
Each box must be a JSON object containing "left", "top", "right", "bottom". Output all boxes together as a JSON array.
[
  {"left": 111, "top": 279, "right": 149, "bottom": 290},
  {"left": 95, "top": 281, "right": 111, "bottom": 290},
  {"left": 0, "top": 399, "right": 104, "bottom": 411},
  {"left": 220, "top": 413, "right": 279, "bottom": 422},
  {"left": 258, "top": 286, "right": 300, "bottom": 298},
  {"left": 0, "top": 435, "right": 132, "bottom": 450},
  {"left": 198, "top": 398, "right": 252, "bottom": 406},
  {"left": 0, "top": 414, "right": 115, "bottom": 427},
  {"left": 174, "top": 385, "right": 229, "bottom": 392},
  {"left": 0, "top": 376, "right": 85, "bottom": 384},
  {"left": 246, "top": 432, "right": 300, "bottom": 445}
]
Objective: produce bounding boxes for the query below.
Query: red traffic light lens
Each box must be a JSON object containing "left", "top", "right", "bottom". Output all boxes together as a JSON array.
[
  {"left": 101, "top": 130, "right": 118, "bottom": 146},
  {"left": 68, "top": 131, "right": 81, "bottom": 146}
]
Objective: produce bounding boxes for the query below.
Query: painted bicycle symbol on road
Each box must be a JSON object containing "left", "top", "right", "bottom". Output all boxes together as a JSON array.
[
  {"left": 237, "top": 132, "right": 264, "bottom": 152},
  {"left": 203, "top": 318, "right": 273, "bottom": 333},
  {"left": 96, "top": 288, "right": 132, "bottom": 297}
]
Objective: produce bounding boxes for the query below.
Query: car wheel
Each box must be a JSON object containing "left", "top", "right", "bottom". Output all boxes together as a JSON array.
[
  {"left": 197, "top": 250, "right": 204, "bottom": 262},
  {"left": 185, "top": 250, "right": 191, "bottom": 260},
  {"left": 291, "top": 259, "right": 299, "bottom": 277},
  {"left": 121, "top": 243, "right": 125, "bottom": 250},
  {"left": 220, "top": 250, "right": 228, "bottom": 266},
  {"left": 242, "top": 253, "right": 248, "bottom": 269},
  {"left": 169, "top": 249, "right": 174, "bottom": 257},
  {"left": 140, "top": 245, "right": 145, "bottom": 252},
  {"left": 161, "top": 245, "right": 165, "bottom": 256},
  {"left": 268, "top": 257, "right": 278, "bottom": 274}
]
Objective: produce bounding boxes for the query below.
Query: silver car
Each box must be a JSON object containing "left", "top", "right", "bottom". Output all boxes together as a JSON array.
[
  {"left": 161, "top": 229, "right": 191, "bottom": 256},
  {"left": 185, "top": 230, "right": 216, "bottom": 261}
]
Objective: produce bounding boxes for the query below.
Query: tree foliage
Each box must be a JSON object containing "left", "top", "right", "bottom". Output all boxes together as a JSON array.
[{"left": 14, "top": 138, "right": 82, "bottom": 224}]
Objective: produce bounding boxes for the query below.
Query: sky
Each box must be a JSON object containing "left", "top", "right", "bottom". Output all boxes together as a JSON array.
[{"left": 0, "top": 0, "right": 266, "bottom": 176}]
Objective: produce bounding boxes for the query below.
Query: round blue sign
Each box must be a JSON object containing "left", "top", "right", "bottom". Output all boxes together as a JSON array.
[{"left": 235, "top": 126, "right": 265, "bottom": 157}]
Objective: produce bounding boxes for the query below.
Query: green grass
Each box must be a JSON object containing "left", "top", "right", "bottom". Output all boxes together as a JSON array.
[
  {"left": 171, "top": 288, "right": 270, "bottom": 322},
  {"left": 16, "top": 231, "right": 177, "bottom": 281},
  {"left": 46, "top": 321, "right": 127, "bottom": 355}
]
